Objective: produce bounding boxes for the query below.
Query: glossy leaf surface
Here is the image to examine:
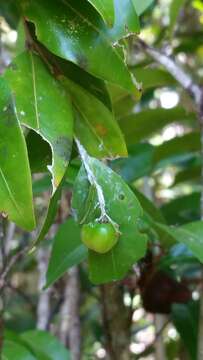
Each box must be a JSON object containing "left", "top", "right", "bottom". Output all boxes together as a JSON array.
[
  {"left": 87, "top": 0, "right": 114, "bottom": 26},
  {"left": 21, "top": 0, "right": 138, "bottom": 94},
  {"left": 172, "top": 301, "right": 199, "bottom": 360},
  {"left": 169, "top": 221, "right": 203, "bottom": 263},
  {"left": 46, "top": 218, "right": 88, "bottom": 288},
  {"left": 0, "top": 78, "right": 35, "bottom": 230},
  {"left": 73, "top": 159, "right": 147, "bottom": 284},
  {"left": 5, "top": 51, "right": 73, "bottom": 191},
  {"left": 61, "top": 77, "right": 127, "bottom": 158},
  {"left": 132, "top": 0, "right": 154, "bottom": 15}
]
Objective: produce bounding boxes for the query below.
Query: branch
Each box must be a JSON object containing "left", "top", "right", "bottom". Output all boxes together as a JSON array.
[
  {"left": 100, "top": 283, "right": 132, "bottom": 360},
  {"left": 0, "top": 245, "right": 30, "bottom": 292},
  {"left": 58, "top": 267, "right": 81, "bottom": 360},
  {"left": 36, "top": 247, "right": 51, "bottom": 330},
  {"left": 136, "top": 38, "right": 202, "bottom": 108}
]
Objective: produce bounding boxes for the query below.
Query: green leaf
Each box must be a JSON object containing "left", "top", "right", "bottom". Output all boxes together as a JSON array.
[
  {"left": 119, "top": 107, "right": 195, "bottom": 146},
  {"left": 61, "top": 77, "right": 127, "bottom": 158},
  {"left": 152, "top": 222, "right": 178, "bottom": 248},
  {"left": 46, "top": 218, "right": 88, "bottom": 288},
  {"left": 169, "top": 221, "right": 203, "bottom": 264},
  {"left": 20, "top": 330, "right": 70, "bottom": 360},
  {"left": 21, "top": 0, "right": 137, "bottom": 94},
  {"left": 172, "top": 165, "right": 200, "bottom": 187},
  {"left": 153, "top": 132, "right": 200, "bottom": 167},
  {"left": 5, "top": 51, "right": 73, "bottom": 192},
  {"left": 133, "top": 67, "right": 176, "bottom": 90},
  {"left": 72, "top": 165, "right": 99, "bottom": 224},
  {"left": 169, "top": 0, "right": 186, "bottom": 36},
  {"left": 132, "top": 188, "right": 166, "bottom": 224},
  {"left": 132, "top": 0, "right": 154, "bottom": 15},
  {"left": 106, "top": 0, "right": 140, "bottom": 41},
  {"left": 0, "top": 1, "right": 20, "bottom": 28},
  {"left": 73, "top": 159, "right": 147, "bottom": 284},
  {"left": 2, "top": 340, "right": 36, "bottom": 360},
  {"left": 0, "top": 78, "right": 35, "bottom": 231},
  {"left": 112, "top": 143, "right": 154, "bottom": 182},
  {"left": 161, "top": 192, "right": 200, "bottom": 225},
  {"left": 34, "top": 179, "right": 64, "bottom": 248},
  {"left": 55, "top": 56, "right": 112, "bottom": 110},
  {"left": 172, "top": 301, "right": 199, "bottom": 360},
  {"left": 87, "top": 0, "right": 114, "bottom": 26}
]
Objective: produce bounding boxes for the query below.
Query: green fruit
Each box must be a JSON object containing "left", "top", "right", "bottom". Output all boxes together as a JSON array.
[{"left": 81, "top": 222, "right": 119, "bottom": 254}]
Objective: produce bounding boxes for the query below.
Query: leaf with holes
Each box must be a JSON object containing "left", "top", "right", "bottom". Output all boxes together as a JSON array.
[
  {"left": 5, "top": 51, "right": 73, "bottom": 192},
  {"left": 0, "top": 78, "right": 35, "bottom": 231},
  {"left": 72, "top": 159, "right": 147, "bottom": 284},
  {"left": 105, "top": 0, "right": 140, "bottom": 42}
]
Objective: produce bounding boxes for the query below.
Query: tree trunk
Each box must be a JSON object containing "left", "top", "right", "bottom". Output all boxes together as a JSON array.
[
  {"left": 58, "top": 267, "right": 81, "bottom": 360},
  {"left": 154, "top": 315, "right": 167, "bottom": 360},
  {"left": 37, "top": 247, "right": 51, "bottom": 330},
  {"left": 100, "top": 283, "right": 131, "bottom": 360}
]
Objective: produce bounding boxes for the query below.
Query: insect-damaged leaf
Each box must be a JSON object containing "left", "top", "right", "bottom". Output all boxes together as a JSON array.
[
  {"left": 5, "top": 51, "right": 73, "bottom": 192},
  {"left": 72, "top": 160, "right": 147, "bottom": 284}
]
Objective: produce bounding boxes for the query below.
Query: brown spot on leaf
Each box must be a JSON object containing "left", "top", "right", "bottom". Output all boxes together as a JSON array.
[{"left": 95, "top": 123, "right": 107, "bottom": 136}]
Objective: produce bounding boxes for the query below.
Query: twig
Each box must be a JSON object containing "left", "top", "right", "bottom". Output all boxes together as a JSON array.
[
  {"left": 0, "top": 245, "right": 30, "bottom": 292},
  {"left": 136, "top": 38, "right": 202, "bottom": 106},
  {"left": 7, "top": 283, "right": 36, "bottom": 314}
]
